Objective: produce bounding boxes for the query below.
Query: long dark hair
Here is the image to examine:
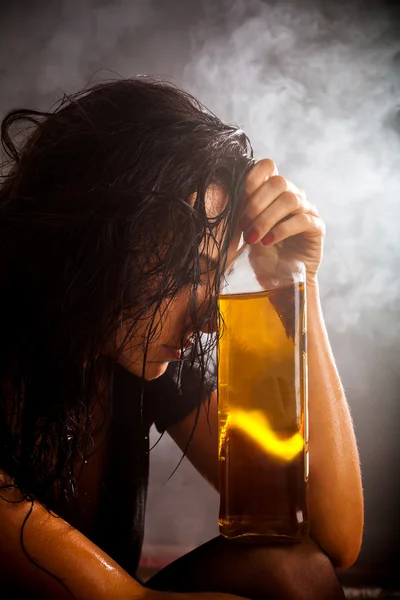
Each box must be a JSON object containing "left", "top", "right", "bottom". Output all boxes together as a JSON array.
[{"left": 0, "top": 77, "right": 253, "bottom": 515}]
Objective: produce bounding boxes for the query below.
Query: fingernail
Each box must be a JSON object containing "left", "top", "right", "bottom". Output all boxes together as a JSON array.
[
  {"left": 261, "top": 232, "right": 275, "bottom": 246},
  {"left": 240, "top": 216, "right": 252, "bottom": 232},
  {"left": 244, "top": 228, "right": 259, "bottom": 245}
]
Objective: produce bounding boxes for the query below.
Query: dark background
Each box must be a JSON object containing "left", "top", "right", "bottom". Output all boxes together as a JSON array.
[{"left": 1, "top": 0, "right": 399, "bottom": 588}]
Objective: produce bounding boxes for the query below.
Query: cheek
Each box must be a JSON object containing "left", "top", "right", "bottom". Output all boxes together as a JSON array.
[
  {"left": 192, "top": 287, "right": 219, "bottom": 334},
  {"left": 165, "top": 290, "right": 192, "bottom": 325}
]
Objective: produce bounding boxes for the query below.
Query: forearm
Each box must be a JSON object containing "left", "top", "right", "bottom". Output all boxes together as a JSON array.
[{"left": 306, "top": 281, "right": 364, "bottom": 568}]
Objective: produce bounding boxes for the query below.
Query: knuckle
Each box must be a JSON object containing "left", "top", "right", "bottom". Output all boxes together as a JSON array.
[
  {"left": 269, "top": 175, "right": 287, "bottom": 191},
  {"left": 304, "top": 213, "right": 315, "bottom": 227},
  {"left": 260, "top": 158, "right": 278, "bottom": 175},
  {"left": 285, "top": 191, "right": 300, "bottom": 210},
  {"left": 306, "top": 213, "right": 325, "bottom": 235},
  {"left": 275, "top": 221, "right": 287, "bottom": 237},
  {"left": 308, "top": 201, "right": 318, "bottom": 214},
  {"left": 303, "top": 214, "right": 315, "bottom": 227}
]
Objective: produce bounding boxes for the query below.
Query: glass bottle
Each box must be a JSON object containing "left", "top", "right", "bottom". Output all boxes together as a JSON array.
[{"left": 217, "top": 240, "right": 309, "bottom": 542}]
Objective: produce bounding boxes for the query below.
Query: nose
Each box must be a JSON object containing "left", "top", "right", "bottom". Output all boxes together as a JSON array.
[
  {"left": 199, "top": 313, "right": 218, "bottom": 335},
  {"left": 195, "top": 291, "right": 219, "bottom": 335}
]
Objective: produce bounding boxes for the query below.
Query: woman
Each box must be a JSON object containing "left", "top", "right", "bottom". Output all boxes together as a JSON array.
[{"left": 0, "top": 77, "right": 362, "bottom": 599}]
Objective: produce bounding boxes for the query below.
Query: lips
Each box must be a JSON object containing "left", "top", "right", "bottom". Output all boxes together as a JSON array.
[
  {"left": 182, "top": 336, "right": 195, "bottom": 351},
  {"left": 163, "top": 336, "right": 194, "bottom": 359}
]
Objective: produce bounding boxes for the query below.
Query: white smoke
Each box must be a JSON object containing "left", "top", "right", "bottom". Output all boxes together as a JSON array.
[{"left": 183, "top": 0, "right": 400, "bottom": 334}]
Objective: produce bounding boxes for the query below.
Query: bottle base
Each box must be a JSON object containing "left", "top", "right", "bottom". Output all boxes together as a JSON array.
[{"left": 219, "top": 516, "right": 309, "bottom": 544}]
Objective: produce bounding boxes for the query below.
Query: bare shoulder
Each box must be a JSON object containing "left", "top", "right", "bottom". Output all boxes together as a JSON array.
[{"left": 0, "top": 470, "right": 144, "bottom": 600}]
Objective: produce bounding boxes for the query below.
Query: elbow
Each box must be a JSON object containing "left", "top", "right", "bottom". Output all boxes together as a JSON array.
[
  {"left": 336, "top": 509, "right": 364, "bottom": 570},
  {"left": 326, "top": 529, "right": 364, "bottom": 570},
  {"left": 312, "top": 517, "right": 364, "bottom": 571},
  {"left": 312, "top": 488, "right": 365, "bottom": 570},
  {"left": 333, "top": 548, "right": 361, "bottom": 571},
  {"left": 316, "top": 541, "right": 361, "bottom": 571}
]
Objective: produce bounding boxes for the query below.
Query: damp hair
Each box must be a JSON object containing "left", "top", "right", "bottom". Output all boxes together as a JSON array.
[{"left": 0, "top": 77, "right": 253, "bottom": 519}]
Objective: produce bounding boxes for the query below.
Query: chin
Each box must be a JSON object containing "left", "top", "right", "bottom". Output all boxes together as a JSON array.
[
  {"left": 143, "top": 361, "right": 169, "bottom": 380},
  {"left": 116, "top": 352, "right": 170, "bottom": 381},
  {"left": 122, "top": 360, "right": 169, "bottom": 381}
]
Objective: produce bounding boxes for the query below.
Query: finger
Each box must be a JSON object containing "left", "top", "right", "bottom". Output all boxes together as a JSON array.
[
  {"left": 244, "top": 158, "right": 279, "bottom": 199},
  {"left": 307, "top": 202, "right": 320, "bottom": 218},
  {"left": 241, "top": 176, "right": 306, "bottom": 231},
  {"left": 262, "top": 214, "right": 326, "bottom": 246},
  {"left": 243, "top": 191, "right": 313, "bottom": 245}
]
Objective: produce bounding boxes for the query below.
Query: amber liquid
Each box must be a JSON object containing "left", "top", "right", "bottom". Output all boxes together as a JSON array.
[{"left": 218, "top": 282, "right": 309, "bottom": 542}]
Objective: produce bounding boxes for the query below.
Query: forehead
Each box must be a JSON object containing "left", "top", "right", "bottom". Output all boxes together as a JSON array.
[
  {"left": 191, "top": 184, "right": 242, "bottom": 268},
  {"left": 204, "top": 183, "right": 229, "bottom": 219},
  {"left": 189, "top": 183, "right": 228, "bottom": 216},
  {"left": 192, "top": 184, "right": 228, "bottom": 263}
]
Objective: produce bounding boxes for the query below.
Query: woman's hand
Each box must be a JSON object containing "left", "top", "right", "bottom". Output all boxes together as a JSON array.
[
  {"left": 239, "top": 161, "right": 363, "bottom": 570},
  {"left": 241, "top": 159, "right": 325, "bottom": 286}
]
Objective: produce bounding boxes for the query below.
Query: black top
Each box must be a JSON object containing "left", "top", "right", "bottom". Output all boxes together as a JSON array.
[{"left": 89, "top": 360, "right": 216, "bottom": 577}]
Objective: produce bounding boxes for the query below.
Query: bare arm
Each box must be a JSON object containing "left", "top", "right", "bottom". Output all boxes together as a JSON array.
[
  {"left": 0, "top": 474, "right": 242, "bottom": 600},
  {"left": 168, "top": 286, "right": 364, "bottom": 570},
  {"left": 305, "top": 283, "right": 363, "bottom": 567}
]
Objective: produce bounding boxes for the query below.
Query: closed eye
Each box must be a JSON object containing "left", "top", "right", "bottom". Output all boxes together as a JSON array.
[{"left": 182, "top": 255, "right": 220, "bottom": 287}]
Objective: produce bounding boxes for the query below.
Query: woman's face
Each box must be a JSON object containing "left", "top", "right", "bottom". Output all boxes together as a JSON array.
[{"left": 116, "top": 184, "right": 241, "bottom": 380}]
